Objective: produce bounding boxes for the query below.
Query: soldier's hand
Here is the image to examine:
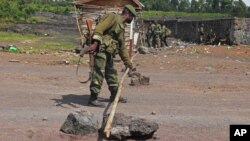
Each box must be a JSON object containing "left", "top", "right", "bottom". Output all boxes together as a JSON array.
[
  {"left": 127, "top": 64, "right": 137, "bottom": 77},
  {"left": 88, "top": 44, "right": 97, "bottom": 54},
  {"left": 88, "top": 41, "right": 99, "bottom": 54},
  {"left": 126, "top": 64, "right": 136, "bottom": 77}
]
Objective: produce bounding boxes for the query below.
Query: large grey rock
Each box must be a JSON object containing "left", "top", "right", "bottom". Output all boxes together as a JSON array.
[
  {"left": 106, "top": 113, "right": 159, "bottom": 140},
  {"left": 130, "top": 119, "right": 159, "bottom": 138},
  {"left": 60, "top": 110, "right": 99, "bottom": 136}
]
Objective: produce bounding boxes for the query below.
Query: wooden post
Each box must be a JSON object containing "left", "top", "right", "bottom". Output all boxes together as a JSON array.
[
  {"left": 103, "top": 53, "right": 138, "bottom": 138},
  {"left": 129, "top": 19, "right": 134, "bottom": 58},
  {"left": 129, "top": 39, "right": 133, "bottom": 58}
]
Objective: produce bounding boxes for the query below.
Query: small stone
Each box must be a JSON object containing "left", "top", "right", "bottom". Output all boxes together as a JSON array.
[
  {"left": 140, "top": 76, "right": 150, "bottom": 85},
  {"left": 151, "top": 111, "right": 156, "bottom": 115},
  {"left": 42, "top": 117, "right": 48, "bottom": 121},
  {"left": 64, "top": 60, "right": 70, "bottom": 65}
]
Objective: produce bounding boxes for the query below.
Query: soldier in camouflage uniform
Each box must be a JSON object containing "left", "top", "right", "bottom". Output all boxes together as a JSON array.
[
  {"left": 198, "top": 23, "right": 204, "bottom": 44},
  {"left": 153, "top": 22, "right": 162, "bottom": 48},
  {"left": 161, "top": 25, "right": 171, "bottom": 47},
  {"left": 84, "top": 5, "right": 136, "bottom": 107},
  {"left": 146, "top": 22, "right": 155, "bottom": 48},
  {"left": 206, "top": 28, "right": 216, "bottom": 45}
]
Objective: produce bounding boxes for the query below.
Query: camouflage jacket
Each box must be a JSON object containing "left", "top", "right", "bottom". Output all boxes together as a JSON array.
[
  {"left": 162, "top": 27, "right": 172, "bottom": 37},
  {"left": 154, "top": 24, "right": 162, "bottom": 35},
  {"left": 92, "top": 13, "right": 132, "bottom": 67}
]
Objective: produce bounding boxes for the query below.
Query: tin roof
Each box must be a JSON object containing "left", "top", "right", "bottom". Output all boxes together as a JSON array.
[{"left": 74, "top": 0, "right": 144, "bottom": 9}]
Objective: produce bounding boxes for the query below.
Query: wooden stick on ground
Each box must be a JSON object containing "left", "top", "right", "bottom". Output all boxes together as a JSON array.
[{"left": 103, "top": 53, "right": 138, "bottom": 138}]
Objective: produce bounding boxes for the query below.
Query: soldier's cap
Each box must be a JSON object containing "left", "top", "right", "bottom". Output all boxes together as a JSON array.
[{"left": 125, "top": 4, "right": 137, "bottom": 17}]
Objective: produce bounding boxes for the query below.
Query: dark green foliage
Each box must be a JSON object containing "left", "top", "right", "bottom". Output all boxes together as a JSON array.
[
  {"left": 140, "top": 0, "right": 250, "bottom": 17},
  {"left": 179, "top": 0, "right": 190, "bottom": 12},
  {"left": 0, "top": 0, "right": 73, "bottom": 22}
]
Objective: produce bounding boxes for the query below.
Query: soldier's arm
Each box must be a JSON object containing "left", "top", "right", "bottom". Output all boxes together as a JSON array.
[
  {"left": 92, "top": 14, "right": 116, "bottom": 44},
  {"left": 118, "top": 31, "right": 132, "bottom": 68}
]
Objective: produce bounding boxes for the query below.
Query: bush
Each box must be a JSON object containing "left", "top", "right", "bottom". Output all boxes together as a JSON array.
[{"left": 0, "top": 0, "right": 73, "bottom": 22}]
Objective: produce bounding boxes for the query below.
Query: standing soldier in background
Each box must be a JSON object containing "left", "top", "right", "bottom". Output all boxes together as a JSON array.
[
  {"left": 161, "top": 24, "right": 171, "bottom": 47},
  {"left": 198, "top": 23, "right": 204, "bottom": 44},
  {"left": 146, "top": 22, "right": 155, "bottom": 48},
  {"left": 206, "top": 28, "right": 216, "bottom": 45},
  {"left": 81, "top": 5, "right": 137, "bottom": 107},
  {"left": 153, "top": 22, "right": 162, "bottom": 48}
]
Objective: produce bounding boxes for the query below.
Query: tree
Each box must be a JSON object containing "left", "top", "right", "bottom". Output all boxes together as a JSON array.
[
  {"left": 204, "top": 0, "right": 213, "bottom": 12},
  {"left": 212, "top": 0, "right": 221, "bottom": 12},
  {"left": 179, "top": 0, "right": 191, "bottom": 12},
  {"left": 170, "top": 0, "right": 180, "bottom": 11},
  {"left": 198, "top": 0, "right": 205, "bottom": 12},
  {"left": 232, "top": 0, "right": 247, "bottom": 17},
  {"left": 247, "top": 7, "right": 250, "bottom": 17},
  {"left": 220, "top": 0, "right": 233, "bottom": 13},
  {"left": 190, "top": 0, "right": 199, "bottom": 12}
]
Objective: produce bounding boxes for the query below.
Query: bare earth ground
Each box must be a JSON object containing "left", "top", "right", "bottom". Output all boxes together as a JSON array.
[{"left": 0, "top": 44, "right": 250, "bottom": 141}]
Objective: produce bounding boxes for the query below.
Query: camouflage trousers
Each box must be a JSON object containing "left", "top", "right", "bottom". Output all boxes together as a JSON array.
[
  {"left": 161, "top": 35, "right": 168, "bottom": 47},
  {"left": 90, "top": 51, "right": 118, "bottom": 99},
  {"left": 146, "top": 34, "right": 153, "bottom": 47},
  {"left": 154, "top": 35, "right": 161, "bottom": 48}
]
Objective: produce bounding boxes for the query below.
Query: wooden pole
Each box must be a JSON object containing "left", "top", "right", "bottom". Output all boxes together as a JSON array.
[
  {"left": 103, "top": 53, "right": 138, "bottom": 138},
  {"left": 74, "top": 5, "right": 84, "bottom": 45},
  {"left": 129, "top": 19, "right": 134, "bottom": 58}
]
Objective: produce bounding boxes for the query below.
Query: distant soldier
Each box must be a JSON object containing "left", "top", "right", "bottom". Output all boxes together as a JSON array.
[
  {"left": 153, "top": 22, "right": 162, "bottom": 48},
  {"left": 206, "top": 28, "right": 216, "bottom": 44},
  {"left": 219, "top": 27, "right": 230, "bottom": 45},
  {"left": 198, "top": 23, "right": 204, "bottom": 44},
  {"left": 161, "top": 25, "right": 171, "bottom": 47},
  {"left": 146, "top": 22, "right": 155, "bottom": 48}
]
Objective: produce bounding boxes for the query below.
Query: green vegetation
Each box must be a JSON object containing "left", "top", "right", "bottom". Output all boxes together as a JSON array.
[
  {"left": 142, "top": 11, "right": 231, "bottom": 19},
  {"left": 141, "top": 0, "right": 250, "bottom": 18},
  {"left": 0, "top": 31, "right": 76, "bottom": 54},
  {"left": 26, "top": 16, "right": 50, "bottom": 23},
  {"left": 0, "top": 31, "right": 39, "bottom": 42},
  {"left": 1, "top": 0, "right": 249, "bottom": 22},
  {"left": 0, "top": 0, "right": 73, "bottom": 22},
  {"left": 18, "top": 41, "right": 76, "bottom": 54}
]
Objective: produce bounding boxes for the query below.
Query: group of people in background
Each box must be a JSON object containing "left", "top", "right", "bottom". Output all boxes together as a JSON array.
[
  {"left": 146, "top": 21, "right": 172, "bottom": 48},
  {"left": 198, "top": 23, "right": 216, "bottom": 45},
  {"left": 198, "top": 23, "right": 230, "bottom": 45}
]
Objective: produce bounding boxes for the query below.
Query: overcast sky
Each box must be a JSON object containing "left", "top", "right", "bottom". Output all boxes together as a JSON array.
[{"left": 243, "top": 0, "right": 250, "bottom": 6}]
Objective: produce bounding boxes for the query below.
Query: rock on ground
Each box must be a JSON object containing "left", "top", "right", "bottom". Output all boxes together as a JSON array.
[
  {"left": 130, "top": 75, "right": 150, "bottom": 86},
  {"left": 60, "top": 110, "right": 99, "bottom": 136},
  {"left": 105, "top": 113, "right": 159, "bottom": 140}
]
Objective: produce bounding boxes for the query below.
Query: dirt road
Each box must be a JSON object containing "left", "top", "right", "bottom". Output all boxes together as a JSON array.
[{"left": 0, "top": 45, "right": 250, "bottom": 141}]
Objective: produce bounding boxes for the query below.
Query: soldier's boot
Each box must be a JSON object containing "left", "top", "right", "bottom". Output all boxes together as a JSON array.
[
  {"left": 110, "top": 90, "right": 127, "bottom": 103},
  {"left": 88, "top": 93, "right": 105, "bottom": 108}
]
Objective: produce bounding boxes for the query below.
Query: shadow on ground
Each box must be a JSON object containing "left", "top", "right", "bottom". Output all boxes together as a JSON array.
[{"left": 51, "top": 94, "right": 110, "bottom": 108}]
